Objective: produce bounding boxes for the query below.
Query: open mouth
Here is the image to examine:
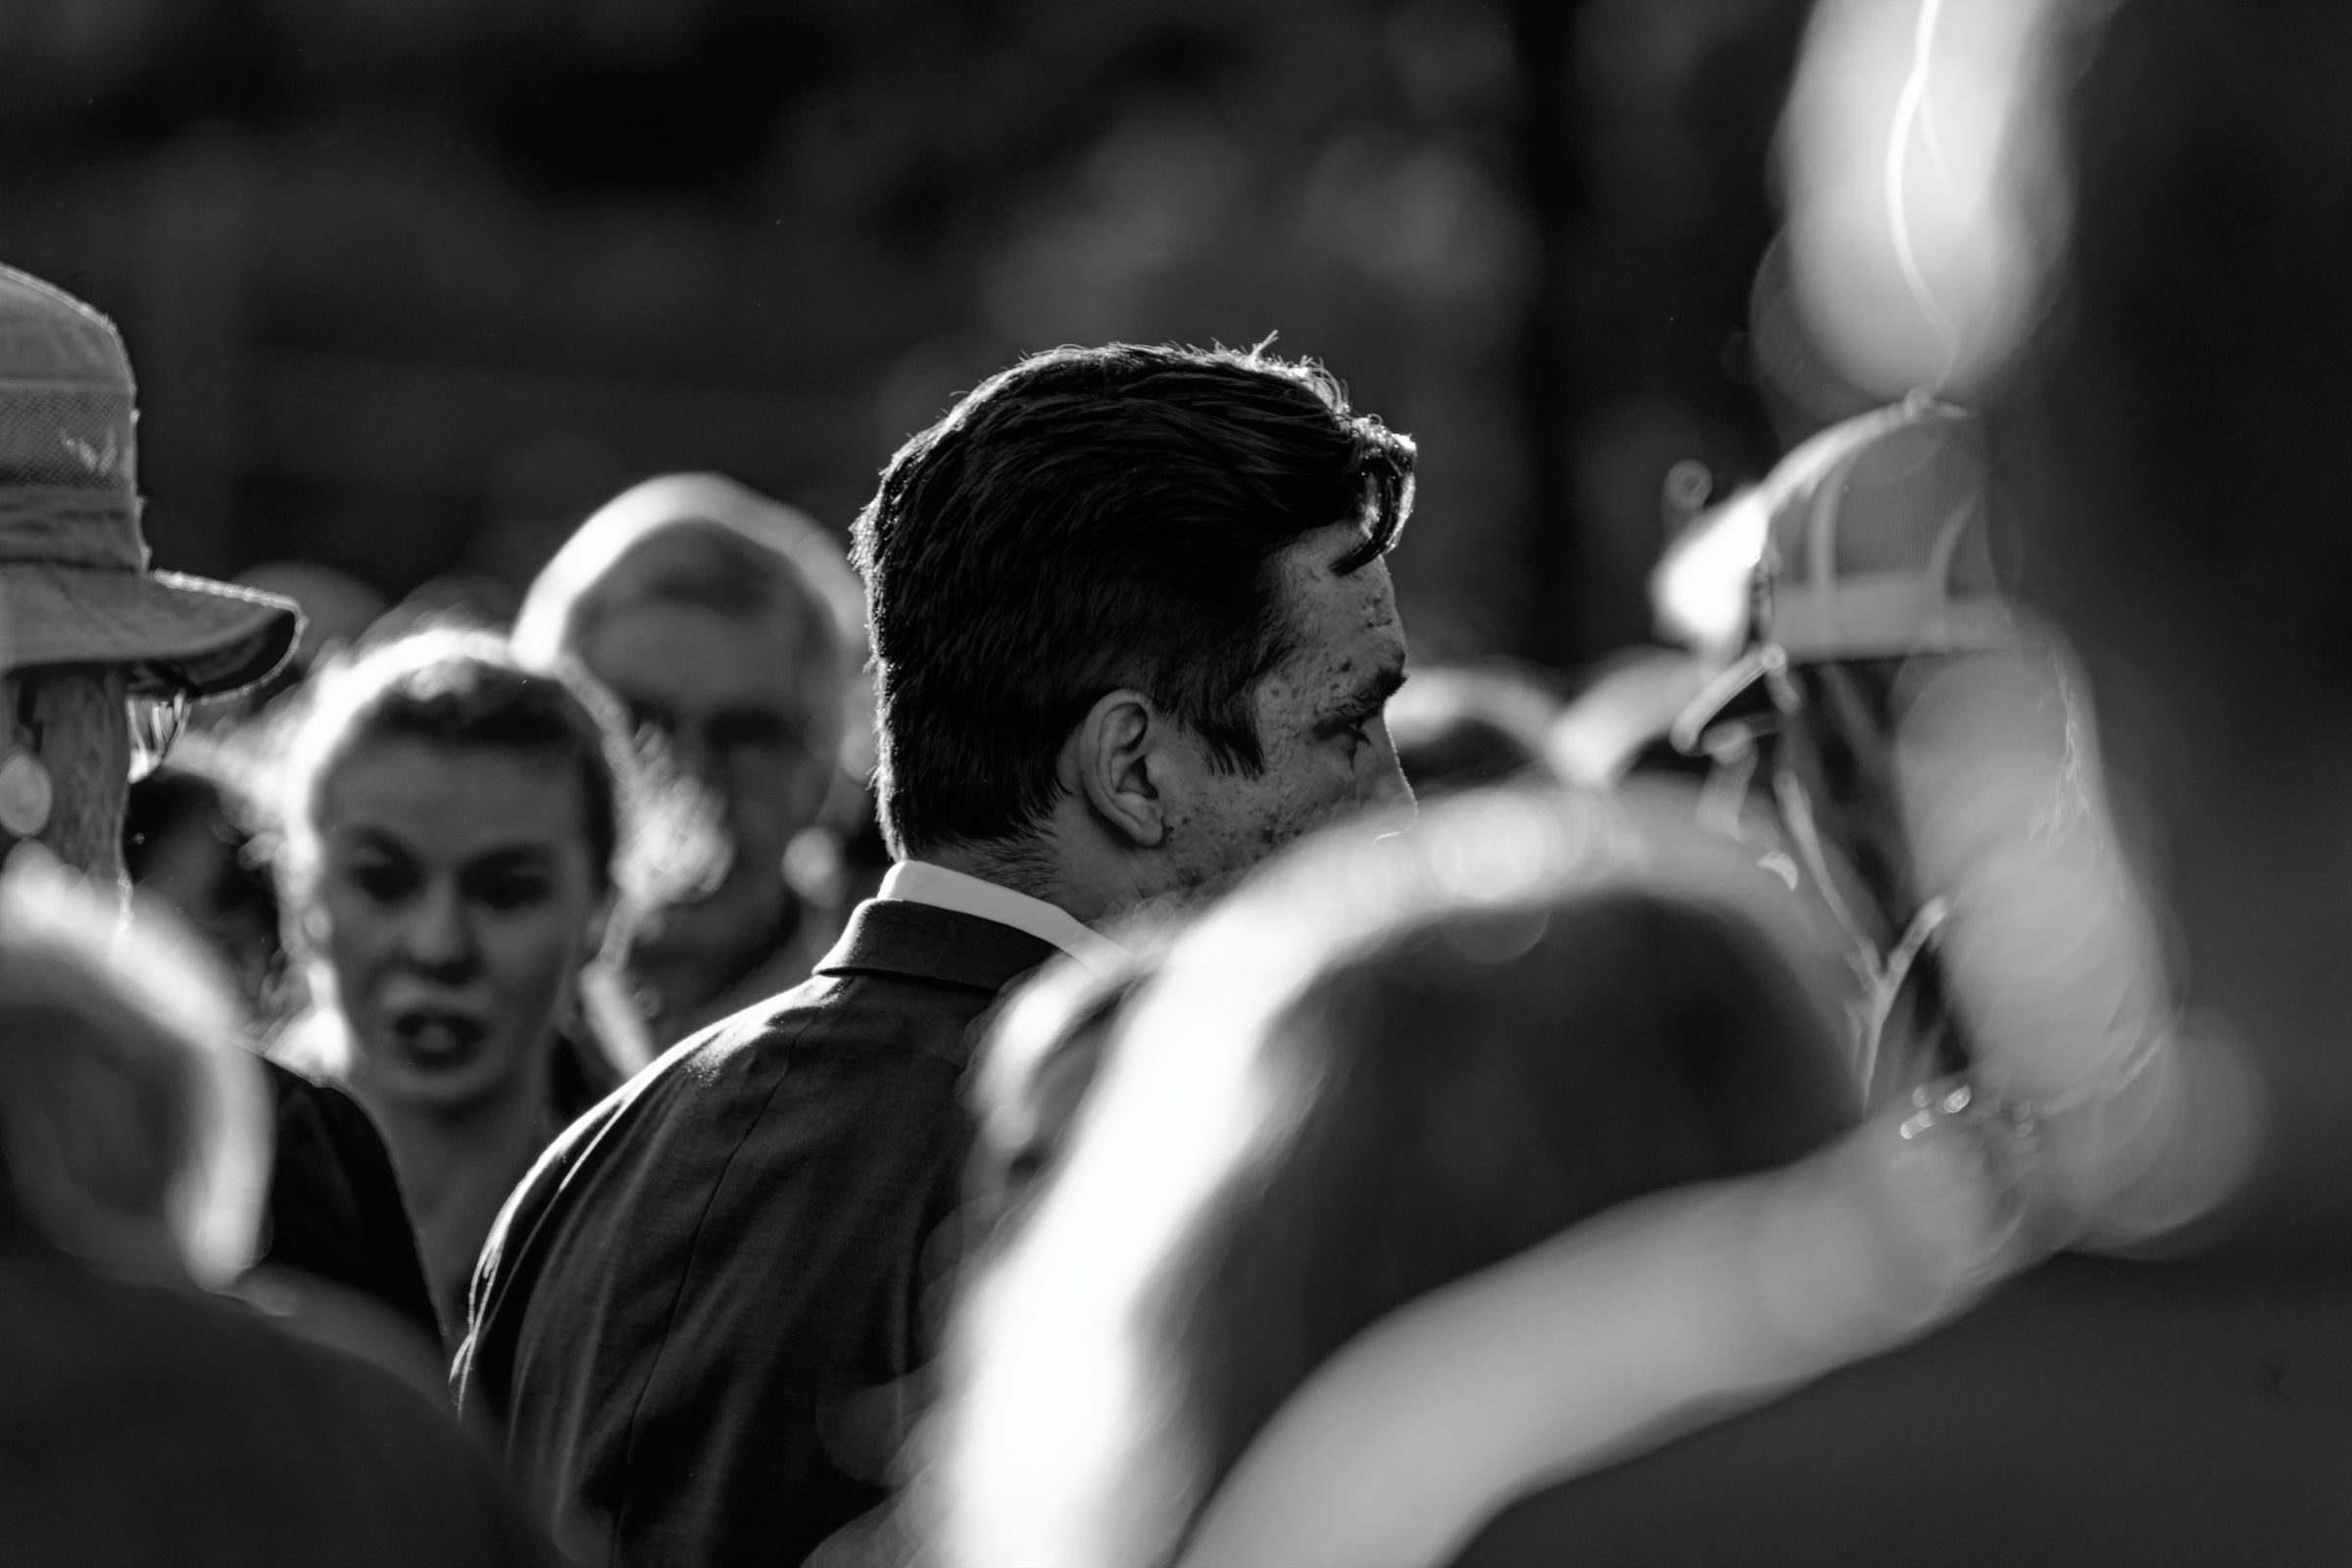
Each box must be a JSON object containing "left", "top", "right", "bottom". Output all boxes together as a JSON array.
[{"left": 388, "top": 1006, "right": 490, "bottom": 1064}]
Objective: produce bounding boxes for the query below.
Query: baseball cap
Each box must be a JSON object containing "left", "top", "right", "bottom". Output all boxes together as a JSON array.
[
  {"left": 0, "top": 265, "right": 298, "bottom": 698},
  {"left": 1672, "top": 396, "right": 2018, "bottom": 754}
]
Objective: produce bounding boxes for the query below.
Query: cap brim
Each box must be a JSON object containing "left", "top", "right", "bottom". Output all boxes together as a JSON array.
[
  {"left": 0, "top": 565, "right": 302, "bottom": 697},
  {"left": 1669, "top": 647, "right": 1783, "bottom": 756}
]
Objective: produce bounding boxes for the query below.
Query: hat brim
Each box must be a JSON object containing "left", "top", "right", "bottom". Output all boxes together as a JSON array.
[{"left": 0, "top": 565, "right": 302, "bottom": 698}]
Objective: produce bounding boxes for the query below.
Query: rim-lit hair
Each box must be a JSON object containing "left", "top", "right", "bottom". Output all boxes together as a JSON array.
[{"left": 854, "top": 341, "right": 1415, "bottom": 858}]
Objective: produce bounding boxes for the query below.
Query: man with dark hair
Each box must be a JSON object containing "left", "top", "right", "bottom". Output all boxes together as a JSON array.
[{"left": 457, "top": 343, "right": 1418, "bottom": 1568}]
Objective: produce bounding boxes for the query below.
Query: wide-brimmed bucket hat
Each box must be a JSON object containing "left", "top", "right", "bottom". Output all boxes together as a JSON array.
[
  {"left": 0, "top": 264, "right": 297, "bottom": 697},
  {"left": 1672, "top": 396, "right": 2018, "bottom": 754}
]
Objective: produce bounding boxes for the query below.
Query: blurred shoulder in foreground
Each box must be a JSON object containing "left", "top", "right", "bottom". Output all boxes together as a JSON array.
[{"left": 0, "top": 852, "right": 554, "bottom": 1567}]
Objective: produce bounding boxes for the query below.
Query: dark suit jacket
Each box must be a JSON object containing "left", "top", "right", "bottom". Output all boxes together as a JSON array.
[
  {"left": 1449, "top": 1252, "right": 2352, "bottom": 1567},
  {"left": 454, "top": 899, "right": 1055, "bottom": 1568}
]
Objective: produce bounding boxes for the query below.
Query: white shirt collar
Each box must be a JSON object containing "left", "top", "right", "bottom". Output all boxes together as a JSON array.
[{"left": 878, "top": 859, "right": 1131, "bottom": 980}]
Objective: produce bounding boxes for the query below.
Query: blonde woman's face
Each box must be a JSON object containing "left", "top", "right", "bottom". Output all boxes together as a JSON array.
[{"left": 310, "top": 737, "right": 605, "bottom": 1116}]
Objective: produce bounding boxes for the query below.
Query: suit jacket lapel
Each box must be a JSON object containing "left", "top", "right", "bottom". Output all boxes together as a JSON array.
[{"left": 815, "top": 899, "right": 1060, "bottom": 996}]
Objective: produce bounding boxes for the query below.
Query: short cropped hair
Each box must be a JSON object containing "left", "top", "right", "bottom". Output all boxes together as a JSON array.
[
  {"left": 274, "top": 626, "right": 640, "bottom": 916},
  {"left": 854, "top": 343, "right": 1415, "bottom": 857}
]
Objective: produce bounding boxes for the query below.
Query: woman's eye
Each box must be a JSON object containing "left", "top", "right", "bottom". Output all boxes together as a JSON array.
[
  {"left": 348, "top": 861, "right": 415, "bottom": 903},
  {"left": 471, "top": 870, "right": 552, "bottom": 911}
]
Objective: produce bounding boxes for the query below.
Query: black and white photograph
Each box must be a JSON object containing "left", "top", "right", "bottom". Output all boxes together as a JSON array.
[{"left": 0, "top": 1, "right": 2347, "bottom": 1564}]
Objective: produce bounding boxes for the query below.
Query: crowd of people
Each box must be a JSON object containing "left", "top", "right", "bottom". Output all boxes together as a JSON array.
[{"left": 0, "top": 164, "right": 2338, "bottom": 1568}]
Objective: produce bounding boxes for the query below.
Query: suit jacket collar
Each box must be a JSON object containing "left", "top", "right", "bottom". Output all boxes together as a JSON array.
[{"left": 815, "top": 898, "right": 1058, "bottom": 995}]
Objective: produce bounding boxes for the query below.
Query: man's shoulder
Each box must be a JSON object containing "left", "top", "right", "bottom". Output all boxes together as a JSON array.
[
  {"left": 639, "top": 961, "right": 975, "bottom": 1101},
  {"left": 473, "top": 960, "right": 996, "bottom": 1304}
]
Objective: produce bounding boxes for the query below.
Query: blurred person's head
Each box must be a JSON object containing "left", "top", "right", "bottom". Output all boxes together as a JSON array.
[
  {"left": 513, "top": 473, "right": 859, "bottom": 1000},
  {"left": 1385, "top": 663, "right": 1560, "bottom": 798},
  {"left": 0, "top": 265, "right": 299, "bottom": 884},
  {"left": 855, "top": 342, "right": 1418, "bottom": 920},
  {"left": 123, "top": 746, "right": 284, "bottom": 1016},
  {"left": 966, "top": 915, "right": 1180, "bottom": 1245},
  {"left": 204, "top": 561, "right": 391, "bottom": 722},
  {"left": 0, "top": 849, "right": 270, "bottom": 1288},
  {"left": 272, "top": 627, "right": 638, "bottom": 1123},
  {"left": 929, "top": 788, "right": 1858, "bottom": 1567},
  {"left": 1674, "top": 401, "right": 2017, "bottom": 957}
]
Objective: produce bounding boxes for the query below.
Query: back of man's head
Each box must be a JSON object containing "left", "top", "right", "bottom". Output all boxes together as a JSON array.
[{"left": 854, "top": 342, "right": 1414, "bottom": 859}]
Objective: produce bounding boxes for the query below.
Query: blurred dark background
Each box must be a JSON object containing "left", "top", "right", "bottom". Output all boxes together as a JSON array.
[
  {"left": 0, "top": 0, "right": 1807, "bottom": 669},
  {"left": 29, "top": 0, "right": 2352, "bottom": 1251}
]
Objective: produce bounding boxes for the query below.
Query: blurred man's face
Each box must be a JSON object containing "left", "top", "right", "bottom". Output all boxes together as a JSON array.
[
  {"left": 579, "top": 596, "right": 841, "bottom": 942},
  {"left": 1154, "top": 525, "right": 1414, "bottom": 898}
]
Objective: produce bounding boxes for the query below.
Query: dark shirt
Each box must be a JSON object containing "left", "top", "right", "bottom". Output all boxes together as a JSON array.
[
  {"left": 258, "top": 1057, "right": 443, "bottom": 1352},
  {"left": 1449, "top": 1251, "right": 2352, "bottom": 1568},
  {"left": 0, "top": 1200, "right": 555, "bottom": 1568},
  {"left": 551, "top": 1025, "right": 625, "bottom": 1126},
  {"left": 455, "top": 900, "right": 1055, "bottom": 1568}
]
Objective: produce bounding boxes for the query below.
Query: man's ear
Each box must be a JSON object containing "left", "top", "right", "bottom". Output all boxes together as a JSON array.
[{"left": 1067, "top": 688, "right": 1167, "bottom": 850}]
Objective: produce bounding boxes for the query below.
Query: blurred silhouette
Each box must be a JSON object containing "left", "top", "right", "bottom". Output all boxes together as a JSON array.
[
  {"left": 962, "top": 918, "right": 1178, "bottom": 1249},
  {"left": 0, "top": 260, "right": 442, "bottom": 1354},
  {"left": 1673, "top": 398, "right": 2016, "bottom": 1107},
  {"left": 124, "top": 743, "right": 286, "bottom": 1016},
  {"left": 0, "top": 853, "right": 557, "bottom": 1566},
  {"left": 1665, "top": 396, "right": 2248, "bottom": 1237},
  {"left": 1443, "top": 657, "right": 2282, "bottom": 1568},
  {"left": 921, "top": 787, "right": 1878, "bottom": 1568},
  {"left": 1995, "top": 1, "right": 2352, "bottom": 1246},
  {"left": 269, "top": 626, "right": 648, "bottom": 1335},
  {"left": 513, "top": 473, "right": 866, "bottom": 1049}
]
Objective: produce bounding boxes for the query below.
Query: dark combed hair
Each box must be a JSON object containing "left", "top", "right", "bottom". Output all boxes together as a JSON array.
[
  {"left": 853, "top": 342, "right": 1415, "bottom": 856},
  {"left": 1160, "top": 884, "right": 1857, "bottom": 1526}
]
